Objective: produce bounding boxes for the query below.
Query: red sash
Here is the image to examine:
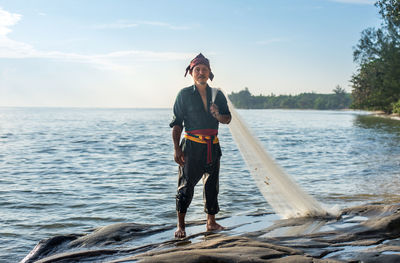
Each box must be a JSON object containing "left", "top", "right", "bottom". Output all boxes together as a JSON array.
[{"left": 185, "top": 129, "right": 218, "bottom": 164}]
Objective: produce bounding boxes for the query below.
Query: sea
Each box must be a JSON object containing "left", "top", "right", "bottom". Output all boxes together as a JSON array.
[{"left": 0, "top": 107, "right": 399, "bottom": 262}]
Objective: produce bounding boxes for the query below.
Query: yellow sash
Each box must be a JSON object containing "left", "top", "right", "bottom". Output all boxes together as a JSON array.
[{"left": 184, "top": 133, "right": 219, "bottom": 144}]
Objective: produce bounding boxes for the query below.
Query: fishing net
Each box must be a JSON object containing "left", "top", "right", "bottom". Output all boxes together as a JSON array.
[{"left": 213, "top": 88, "right": 328, "bottom": 218}]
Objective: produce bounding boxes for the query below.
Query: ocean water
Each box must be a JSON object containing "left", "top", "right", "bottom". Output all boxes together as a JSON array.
[{"left": 1, "top": 108, "right": 399, "bottom": 262}]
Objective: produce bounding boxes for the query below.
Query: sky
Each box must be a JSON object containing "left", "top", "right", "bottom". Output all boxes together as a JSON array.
[{"left": 0, "top": 0, "right": 380, "bottom": 108}]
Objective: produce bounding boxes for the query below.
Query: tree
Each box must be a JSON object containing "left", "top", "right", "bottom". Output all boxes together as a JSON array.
[
  {"left": 333, "top": 85, "right": 346, "bottom": 95},
  {"left": 228, "top": 88, "right": 352, "bottom": 110},
  {"left": 351, "top": 0, "right": 400, "bottom": 113},
  {"left": 229, "top": 87, "right": 252, "bottom": 109},
  {"left": 333, "top": 85, "right": 352, "bottom": 109},
  {"left": 392, "top": 99, "right": 400, "bottom": 114},
  {"left": 376, "top": 0, "right": 400, "bottom": 39}
]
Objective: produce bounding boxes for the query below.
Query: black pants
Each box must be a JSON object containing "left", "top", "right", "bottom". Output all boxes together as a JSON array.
[{"left": 176, "top": 156, "right": 220, "bottom": 215}]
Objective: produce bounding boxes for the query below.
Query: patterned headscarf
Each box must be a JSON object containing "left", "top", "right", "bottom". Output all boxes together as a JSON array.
[{"left": 184, "top": 53, "right": 214, "bottom": 81}]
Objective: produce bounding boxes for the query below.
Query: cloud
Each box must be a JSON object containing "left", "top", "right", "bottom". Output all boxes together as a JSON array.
[
  {"left": 38, "top": 50, "right": 192, "bottom": 71},
  {"left": 93, "top": 20, "right": 189, "bottom": 30},
  {"left": 329, "top": 0, "right": 375, "bottom": 4},
  {"left": 0, "top": 8, "right": 192, "bottom": 71},
  {"left": 255, "top": 38, "right": 288, "bottom": 45},
  {"left": 0, "top": 8, "right": 37, "bottom": 58},
  {"left": 0, "top": 7, "right": 22, "bottom": 36},
  {"left": 1, "top": 41, "right": 192, "bottom": 71},
  {"left": 0, "top": 37, "right": 37, "bottom": 58},
  {"left": 93, "top": 21, "right": 139, "bottom": 29},
  {"left": 138, "top": 20, "right": 189, "bottom": 30}
]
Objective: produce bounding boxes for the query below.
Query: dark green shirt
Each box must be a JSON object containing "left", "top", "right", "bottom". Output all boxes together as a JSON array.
[
  {"left": 169, "top": 85, "right": 231, "bottom": 163},
  {"left": 169, "top": 85, "right": 230, "bottom": 131}
]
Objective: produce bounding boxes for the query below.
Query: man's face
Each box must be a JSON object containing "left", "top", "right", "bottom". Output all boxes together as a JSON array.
[{"left": 192, "top": 64, "right": 210, "bottom": 86}]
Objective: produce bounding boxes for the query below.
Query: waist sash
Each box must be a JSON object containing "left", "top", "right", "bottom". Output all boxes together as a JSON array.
[{"left": 184, "top": 129, "right": 218, "bottom": 164}]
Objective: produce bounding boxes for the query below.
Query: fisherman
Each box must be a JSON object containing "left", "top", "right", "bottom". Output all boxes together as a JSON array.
[{"left": 170, "top": 53, "right": 232, "bottom": 238}]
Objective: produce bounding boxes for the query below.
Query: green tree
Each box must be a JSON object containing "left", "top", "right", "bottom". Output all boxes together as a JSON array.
[
  {"left": 333, "top": 85, "right": 352, "bottom": 109},
  {"left": 392, "top": 99, "right": 400, "bottom": 114},
  {"left": 333, "top": 85, "right": 346, "bottom": 95},
  {"left": 229, "top": 88, "right": 352, "bottom": 110},
  {"left": 351, "top": 0, "right": 400, "bottom": 113},
  {"left": 229, "top": 87, "right": 252, "bottom": 108},
  {"left": 314, "top": 97, "right": 326, "bottom": 110}
]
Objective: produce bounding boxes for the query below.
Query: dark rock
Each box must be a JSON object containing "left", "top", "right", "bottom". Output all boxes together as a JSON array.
[
  {"left": 21, "top": 204, "right": 400, "bottom": 263},
  {"left": 69, "top": 223, "right": 153, "bottom": 247},
  {"left": 21, "top": 234, "right": 81, "bottom": 263},
  {"left": 111, "top": 235, "right": 340, "bottom": 263}
]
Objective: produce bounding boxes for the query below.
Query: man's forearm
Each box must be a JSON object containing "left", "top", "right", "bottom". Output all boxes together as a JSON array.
[
  {"left": 215, "top": 113, "right": 231, "bottom": 124},
  {"left": 172, "top": 125, "right": 183, "bottom": 149}
]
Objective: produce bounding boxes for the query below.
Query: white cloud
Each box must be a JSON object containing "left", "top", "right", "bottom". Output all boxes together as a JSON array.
[
  {"left": 0, "top": 43, "right": 192, "bottom": 71},
  {"left": 93, "top": 20, "right": 189, "bottom": 30},
  {"left": 256, "top": 38, "right": 288, "bottom": 45},
  {"left": 0, "top": 37, "right": 37, "bottom": 58},
  {"left": 0, "top": 7, "right": 22, "bottom": 36},
  {"left": 0, "top": 44, "right": 192, "bottom": 71},
  {"left": 97, "top": 50, "right": 191, "bottom": 60},
  {"left": 38, "top": 49, "right": 192, "bottom": 71},
  {"left": 93, "top": 21, "right": 138, "bottom": 29},
  {"left": 138, "top": 20, "right": 189, "bottom": 30},
  {"left": 329, "top": 0, "right": 375, "bottom": 4},
  {"left": 0, "top": 8, "right": 192, "bottom": 72},
  {"left": 0, "top": 8, "right": 37, "bottom": 59}
]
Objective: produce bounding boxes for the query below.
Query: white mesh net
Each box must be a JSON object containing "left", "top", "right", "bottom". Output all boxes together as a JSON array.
[{"left": 214, "top": 88, "right": 328, "bottom": 218}]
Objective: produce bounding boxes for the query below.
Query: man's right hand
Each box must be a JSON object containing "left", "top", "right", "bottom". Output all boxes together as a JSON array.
[{"left": 174, "top": 147, "right": 185, "bottom": 166}]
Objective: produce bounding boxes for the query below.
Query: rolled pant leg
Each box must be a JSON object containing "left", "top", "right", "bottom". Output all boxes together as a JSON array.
[
  {"left": 203, "top": 158, "right": 220, "bottom": 215},
  {"left": 176, "top": 156, "right": 204, "bottom": 214}
]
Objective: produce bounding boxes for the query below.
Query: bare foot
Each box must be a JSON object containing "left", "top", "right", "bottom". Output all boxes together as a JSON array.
[
  {"left": 174, "top": 226, "right": 186, "bottom": 238},
  {"left": 206, "top": 222, "right": 224, "bottom": 231}
]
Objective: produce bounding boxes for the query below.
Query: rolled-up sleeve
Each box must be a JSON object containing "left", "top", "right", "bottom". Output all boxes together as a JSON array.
[{"left": 169, "top": 90, "right": 184, "bottom": 128}]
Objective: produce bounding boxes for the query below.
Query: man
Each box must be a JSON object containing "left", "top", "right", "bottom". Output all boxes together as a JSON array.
[{"left": 170, "top": 53, "right": 232, "bottom": 238}]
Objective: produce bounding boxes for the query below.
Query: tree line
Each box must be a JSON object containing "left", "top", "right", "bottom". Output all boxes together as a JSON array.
[
  {"left": 351, "top": 0, "right": 400, "bottom": 114},
  {"left": 228, "top": 86, "right": 351, "bottom": 110},
  {"left": 230, "top": 1, "right": 400, "bottom": 113}
]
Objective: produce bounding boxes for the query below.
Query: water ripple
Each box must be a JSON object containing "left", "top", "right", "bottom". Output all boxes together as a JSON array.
[{"left": 0, "top": 108, "right": 399, "bottom": 262}]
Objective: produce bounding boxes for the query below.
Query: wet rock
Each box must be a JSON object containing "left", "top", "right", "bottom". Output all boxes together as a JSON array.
[
  {"left": 353, "top": 252, "right": 400, "bottom": 263},
  {"left": 21, "top": 203, "right": 400, "bottom": 263},
  {"left": 111, "top": 235, "right": 340, "bottom": 263},
  {"left": 21, "top": 234, "right": 81, "bottom": 263},
  {"left": 69, "top": 223, "right": 155, "bottom": 247},
  {"left": 34, "top": 249, "right": 119, "bottom": 263},
  {"left": 21, "top": 223, "right": 171, "bottom": 263}
]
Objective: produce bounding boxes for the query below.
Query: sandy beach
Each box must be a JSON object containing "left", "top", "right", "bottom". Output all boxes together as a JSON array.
[{"left": 370, "top": 111, "right": 400, "bottom": 121}]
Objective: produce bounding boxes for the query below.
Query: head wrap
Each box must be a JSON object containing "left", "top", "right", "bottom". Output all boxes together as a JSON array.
[{"left": 184, "top": 53, "right": 214, "bottom": 81}]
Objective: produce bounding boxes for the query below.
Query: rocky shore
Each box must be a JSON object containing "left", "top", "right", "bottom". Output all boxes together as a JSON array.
[
  {"left": 371, "top": 111, "right": 400, "bottom": 121},
  {"left": 22, "top": 203, "right": 400, "bottom": 263}
]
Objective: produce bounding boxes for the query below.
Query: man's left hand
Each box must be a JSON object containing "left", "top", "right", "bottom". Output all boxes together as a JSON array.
[{"left": 210, "top": 103, "right": 219, "bottom": 119}]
